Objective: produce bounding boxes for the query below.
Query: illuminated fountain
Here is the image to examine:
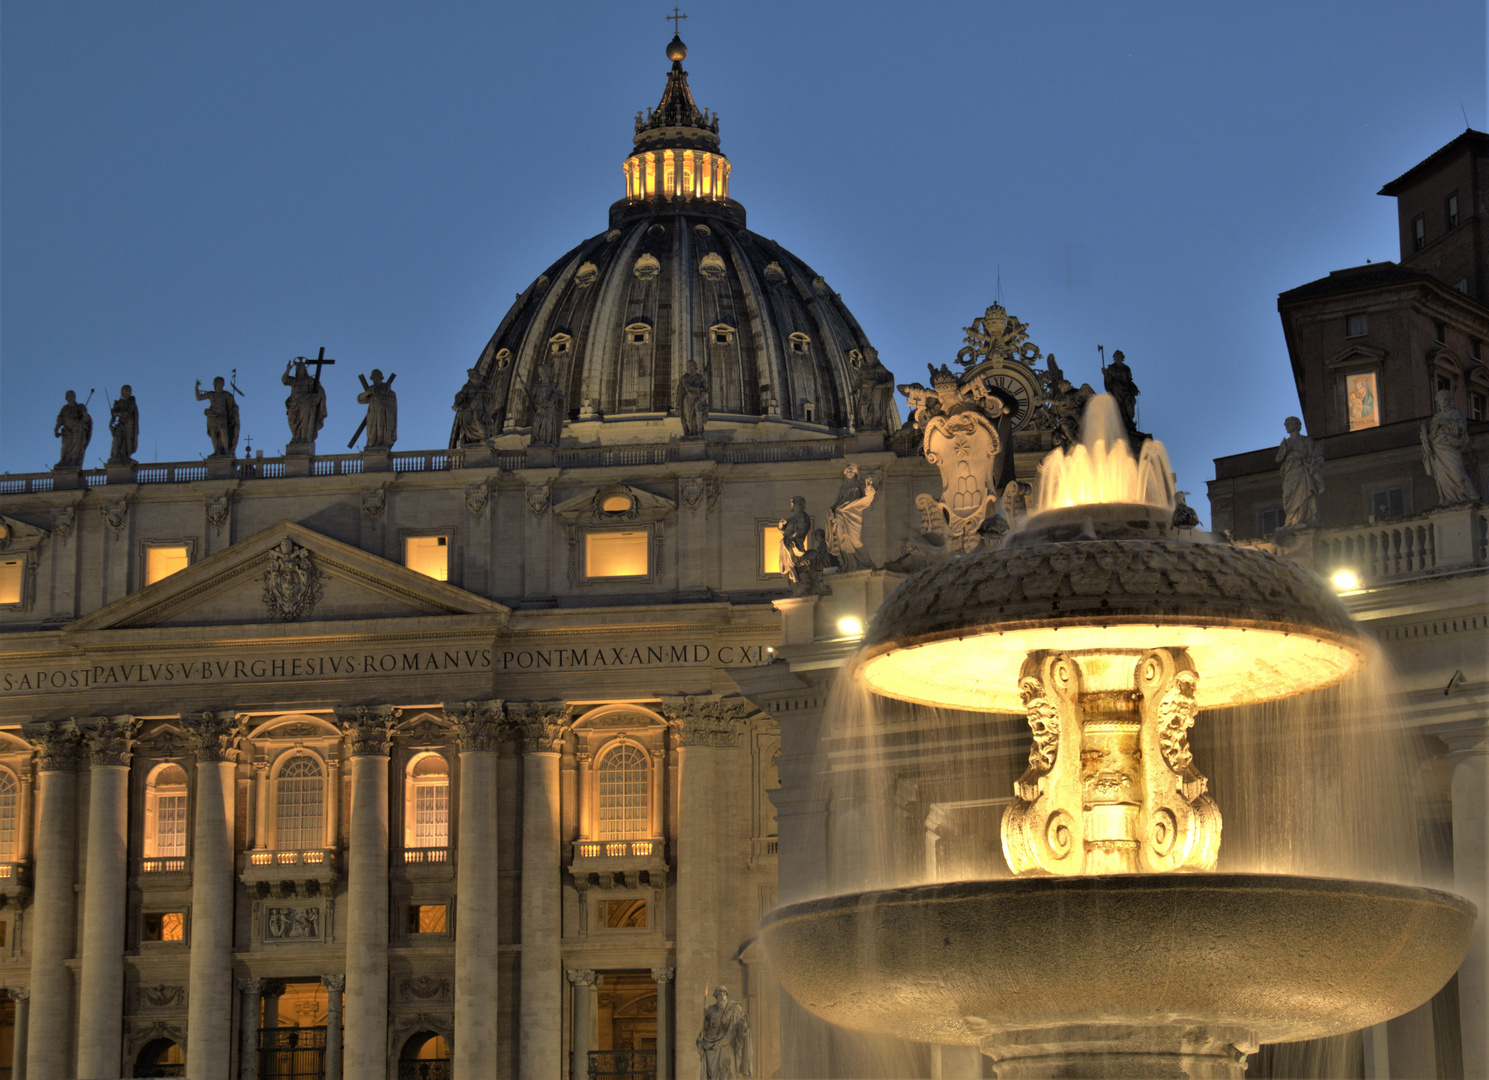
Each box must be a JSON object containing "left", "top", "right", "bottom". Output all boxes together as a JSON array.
[{"left": 761, "top": 396, "right": 1476, "bottom": 1078}]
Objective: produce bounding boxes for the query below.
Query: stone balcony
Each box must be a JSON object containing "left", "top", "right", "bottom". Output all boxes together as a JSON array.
[
  {"left": 568, "top": 837, "right": 669, "bottom": 890},
  {"left": 0, "top": 860, "right": 32, "bottom": 905},
  {"left": 134, "top": 856, "right": 191, "bottom": 890},
  {"left": 394, "top": 846, "right": 454, "bottom": 882},
  {"left": 1263, "top": 502, "right": 1488, "bottom": 586},
  {"left": 239, "top": 847, "right": 340, "bottom": 897}
]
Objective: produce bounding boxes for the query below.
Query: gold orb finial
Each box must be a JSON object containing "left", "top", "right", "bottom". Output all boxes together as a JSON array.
[{"left": 666, "top": 33, "right": 687, "bottom": 62}]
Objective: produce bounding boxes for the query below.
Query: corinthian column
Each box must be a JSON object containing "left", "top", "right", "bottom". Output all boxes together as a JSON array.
[
  {"left": 512, "top": 701, "right": 569, "bottom": 1080},
  {"left": 9, "top": 986, "right": 29, "bottom": 1080},
  {"left": 322, "top": 974, "right": 345, "bottom": 1080},
  {"left": 76, "top": 716, "right": 137, "bottom": 1079},
  {"left": 447, "top": 700, "right": 505, "bottom": 1076},
  {"left": 652, "top": 967, "right": 674, "bottom": 1080},
  {"left": 23, "top": 722, "right": 81, "bottom": 1080},
  {"left": 238, "top": 978, "right": 263, "bottom": 1080},
  {"left": 337, "top": 705, "right": 395, "bottom": 1078},
  {"left": 567, "top": 969, "right": 598, "bottom": 1080},
  {"left": 660, "top": 695, "right": 751, "bottom": 1078},
  {"left": 183, "top": 711, "right": 243, "bottom": 1080}
]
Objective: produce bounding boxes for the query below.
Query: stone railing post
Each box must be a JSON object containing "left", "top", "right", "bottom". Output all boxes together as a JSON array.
[
  {"left": 336, "top": 705, "right": 395, "bottom": 1079},
  {"left": 22, "top": 721, "right": 81, "bottom": 1080},
  {"left": 322, "top": 973, "right": 345, "bottom": 1080},
  {"left": 182, "top": 710, "right": 244, "bottom": 1080},
  {"left": 511, "top": 700, "right": 569, "bottom": 1080},
  {"left": 446, "top": 701, "right": 504, "bottom": 1076},
  {"left": 76, "top": 715, "right": 137, "bottom": 1079}
]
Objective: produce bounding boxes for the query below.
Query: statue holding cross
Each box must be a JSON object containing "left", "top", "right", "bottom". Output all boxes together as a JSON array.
[{"left": 283, "top": 347, "right": 334, "bottom": 451}]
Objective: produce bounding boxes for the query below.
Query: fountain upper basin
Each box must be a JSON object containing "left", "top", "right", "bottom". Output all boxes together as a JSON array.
[{"left": 760, "top": 874, "right": 1475, "bottom": 1049}]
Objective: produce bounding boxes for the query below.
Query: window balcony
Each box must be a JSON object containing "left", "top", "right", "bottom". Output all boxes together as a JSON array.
[
  {"left": 568, "top": 837, "right": 668, "bottom": 890},
  {"left": 133, "top": 856, "right": 191, "bottom": 888},
  {"left": 0, "top": 861, "right": 32, "bottom": 903},
  {"left": 395, "top": 846, "right": 453, "bottom": 882},
  {"left": 239, "top": 848, "right": 340, "bottom": 895}
]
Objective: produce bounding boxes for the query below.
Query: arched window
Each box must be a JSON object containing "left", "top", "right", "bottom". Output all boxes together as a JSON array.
[
  {"left": 0, "top": 770, "right": 16, "bottom": 862},
  {"left": 400, "top": 1031, "right": 451, "bottom": 1079},
  {"left": 135, "top": 1037, "right": 185, "bottom": 1077},
  {"left": 406, "top": 755, "right": 450, "bottom": 849},
  {"left": 597, "top": 743, "right": 649, "bottom": 841},
  {"left": 144, "top": 763, "right": 189, "bottom": 859},
  {"left": 275, "top": 755, "right": 325, "bottom": 851}
]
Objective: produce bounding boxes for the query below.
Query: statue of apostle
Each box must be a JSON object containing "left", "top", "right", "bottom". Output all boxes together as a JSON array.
[
  {"left": 526, "top": 361, "right": 566, "bottom": 447},
  {"left": 452, "top": 368, "right": 494, "bottom": 447},
  {"left": 1277, "top": 416, "right": 1324, "bottom": 528},
  {"left": 282, "top": 359, "right": 327, "bottom": 447},
  {"left": 107, "top": 385, "right": 139, "bottom": 465},
  {"left": 696, "top": 985, "right": 752, "bottom": 1079},
  {"left": 676, "top": 359, "right": 710, "bottom": 439},
  {"left": 852, "top": 346, "right": 897, "bottom": 434},
  {"left": 356, "top": 369, "right": 398, "bottom": 451},
  {"left": 53, "top": 390, "right": 93, "bottom": 469},
  {"left": 826, "top": 463, "right": 878, "bottom": 571},
  {"left": 1421, "top": 389, "right": 1479, "bottom": 506},
  {"left": 195, "top": 376, "right": 241, "bottom": 458}
]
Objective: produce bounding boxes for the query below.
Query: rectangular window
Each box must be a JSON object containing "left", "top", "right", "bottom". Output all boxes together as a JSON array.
[
  {"left": 144, "top": 911, "right": 186, "bottom": 942},
  {"left": 1345, "top": 313, "right": 1369, "bottom": 337},
  {"left": 1447, "top": 192, "right": 1459, "bottom": 228},
  {"left": 1344, "top": 372, "right": 1379, "bottom": 431},
  {"left": 1370, "top": 487, "right": 1407, "bottom": 520},
  {"left": 404, "top": 535, "right": 449, "bottom": 581},
  {"left": 1470, "top": 393, "right": 1487, "bottom": 421},
  {"left": 157, "top": 794, "right": 188, "bottom": 858},
  {"left": 408, "top": 905, "right": 447, "bottom": 934},
  {"left": 1436, "top": 375, "right": 1453, "bottom": 395},
  {"left": 1434, "top": 322, "right": 1447, "bottom": 344},
  {"left": 584, "top": 529, "right": 649, "bottom": 578},
  {"left": 413, "top": 783, "right": 449, "bottom": 847},
  {"left": 144, "top": 545, "right": 189, "bottom": 586},
  {"left": 1258, "top": 508, "right": 1284, "bottom": 536},
  {"left": 602, "top": 899, "right": 647, "bottom": 928},
  {"left": 761, "top": 524, "right": 785, "bottom": 575},
  {"left": 0, "top": 560, "right": 22, "bottom": 605},
  {"left": 1413, "top": 214, "right": 1426, "bottom": 251}
]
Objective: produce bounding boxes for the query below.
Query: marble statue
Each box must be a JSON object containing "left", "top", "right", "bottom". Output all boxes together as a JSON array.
[
  {"left": 53, "top": 390, "right": 93, "bottom": 469},
  {"left": 677, "top": 359, "right": 710, "bottom": 439},
  {"left": 778, "top": 496, "right": 811, "bottom": 578},
  {"left": 452, "top": 368, "right": 494, "bottom": 447},
  {"left": 195, "top": 376, "right": 240, "bottom": 458},
  {"left": 282, "top": 359, "right": 328, "bottom": 447},
  {"left": 1048, "top": 378, "right": 1094, "bottom": 450},
  {"left": 1277, "top": 416, "right": 1324, "bottom": 528},
  {"left": 527, "top": 361, "right": 566, "bottom": 447},
  {"left": 852, "top": 347, "right": 896, "bottom": 434},
  {"left": 356, "top": 369, "right": 398, "bottom": 451},
  {"left": 1420, "top": 389, "right": 1479, "bottom": 505},
  {"left": 826, "top": 464, "right": 877, "bottom": 570},
  {"left": 697, "top": 986, "right": 752, "bottom": 1079},
  {"left": 1103, "top": 349, "right": 1142, "bottom": 441},
  {"left": 107, "top": 385, "right": 139, "bottom": 466}
]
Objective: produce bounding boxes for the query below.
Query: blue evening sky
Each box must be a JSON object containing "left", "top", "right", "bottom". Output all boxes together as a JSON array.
[{"left": 3, "top": 2, "right": 1485, "bottom": 523}]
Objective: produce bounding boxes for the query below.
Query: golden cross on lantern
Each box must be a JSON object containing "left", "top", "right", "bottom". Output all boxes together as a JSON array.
[{"left": 667, "top": 7, "right": 687, "bottom": 33}]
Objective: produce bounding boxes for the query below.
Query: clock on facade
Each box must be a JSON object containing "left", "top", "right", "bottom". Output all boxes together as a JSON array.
[{"left": 981, "top": 366, "right": 1038, "bottom": 430}]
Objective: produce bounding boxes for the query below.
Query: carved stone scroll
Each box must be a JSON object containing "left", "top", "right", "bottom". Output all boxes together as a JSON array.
[
  {"left": 1137, "top": 649, "right": 1220, "bottom": 872},
  {"left": 1001, "top": 654, "right": 1084, "bottom": 876}
]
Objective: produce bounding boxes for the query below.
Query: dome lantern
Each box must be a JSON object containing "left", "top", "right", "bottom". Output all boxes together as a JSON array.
[{"left": 624, "top": 35, "right": 731, "bottom": 206}]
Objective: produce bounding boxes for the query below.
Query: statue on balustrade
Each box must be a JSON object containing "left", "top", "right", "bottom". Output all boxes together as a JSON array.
[
  {"left": 108, "top": 385, "right": 139, "bottom": 465},
  {"left": 1277, "top": 415, "right": 1324, "bottom": 528},
  {"left": 196, "top": 376, "right": 241, "bottom": 457},
  {"left": 452, "top": 367, "right": 495, "bottom": 447},
  {"left": 826, "top": 463, "right": 878, "bottom": 571},
  {"left": 697, "top": 985, "right": 752, "bottom": 1079},
  {"left": 676, "top": 358, "right": 710, "bottom": 439},
  {"left": 356, "top": 369, "right": 398, "bottom": 451},
  {"left": 852, "top": 346, "right": 896, "bottom": 435},
  {"left": 282, "top": 359, "right": 328, "bottom": 448},
  {"left": 1421, "top": 389, "right": 1479, "bottom": 506},
  {"left": 53, "top": 389, "right": 93, "bottom": 469}
]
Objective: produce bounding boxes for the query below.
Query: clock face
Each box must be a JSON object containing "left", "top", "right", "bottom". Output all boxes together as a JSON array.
[{"left": 985, "top": 368, "right": 1037, "bottom": 430}]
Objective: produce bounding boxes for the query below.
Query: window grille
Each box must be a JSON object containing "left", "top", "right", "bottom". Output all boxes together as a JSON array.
[
  {"left": 276, "top": 755, "right": 325, "bottom": 851},
  {"left": 413, "top": 781, "right": 449, "bottom": 847},
  {"left": 0, "top": 772, "right": 15, "bottom": 861},
  {"left": 597, "top": 744, "right": 649, "bottom": 841},
  {"left": 156, "top": 793, "right": 188, "bottom": 858}
]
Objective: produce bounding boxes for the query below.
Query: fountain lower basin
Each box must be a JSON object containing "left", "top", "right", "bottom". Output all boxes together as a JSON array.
[{"left": 761, "top": 874, "right": 1475, "bottom": 1076}]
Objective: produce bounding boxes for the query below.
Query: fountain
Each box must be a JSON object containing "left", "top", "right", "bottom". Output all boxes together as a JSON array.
[{"left": 760, "top": 396, "right": 1476, "bottom": 1078}]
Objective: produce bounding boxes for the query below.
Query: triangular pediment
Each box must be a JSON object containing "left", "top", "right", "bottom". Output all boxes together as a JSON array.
[
  {"left": 67, "top": 520, "right": 510, "bottom": 632},
  {"left": 553, "top": 483, "right": 676, "bottom": 524},
  {"left": 1326, "top": 343, "right": 1389, "bottom": 370}
]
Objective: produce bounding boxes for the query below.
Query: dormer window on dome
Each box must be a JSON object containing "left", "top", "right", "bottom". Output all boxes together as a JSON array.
[
  {"left": 549, "top": 333, "right": 572, "bottom": 356},
  {"left": 625, "top": 323, "right": 652, "bottom": 346},
  {"left": 622, "top": 35, "right": 731, "bottom": 205},
  {"left": 711, "top": 324, "right": 736, "bottom": 346},
  {"left": 789, "top": 332, "right": 812, "bottom": 356}
]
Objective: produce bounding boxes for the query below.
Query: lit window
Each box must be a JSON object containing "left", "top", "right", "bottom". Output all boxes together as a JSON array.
[
  {"left": 1258, "top": 508, "right": 1284, "bottom": 536},
  {"left": 408, "top": 904, "right": 447, "bottom": 934},
  {"left": 145, "top": 545, "right": 189, "bottom": 586},
  {"left": 1371, "top": 487, "right": 1407, "bottom": 520},
  {"left": 1413, "top": 214, "right": 1426, "bottom": 251},
  {"left": 406, "top": 755, "right": 449, "bottom": 848},
  {"left": 144, "top": 911, "right": 185, "bottom": 942},
  {"left": 1434, "top": 322, "right": 1447, "bottom": 344},
  {"left": 1345, "top": 314, "right": 1368, "bottom": 338},
  {"left": 404, "top": 535, "right": 449, "bottom": 581},
  {"left": 599, "top": 493, "right": 633, "bottom": 514},
  {"left": 789, "top": 332, "right": 811, "bottom": 355},
  {"left": 0, "top": 772, "right": 16, "bottom": 862},
  {"left": 0, "top": 560, "right": 21, "bottom": 605},
  {"left": 275, "top": 755, "right": 325, "bottom": 851},
  {"left": 145, "top": 763, "right": 189, "bottom": 859},
  {"left": 1471, "top": 393, "right": 1486, "bottom": 421},
  {"left": 1447, "top": 192, "right": 1459, "bottom": 228},
  {"left": 761, "top": 524, "right": 785, "bottom": 575},
  {"left": 584, "top": 529, "right": 649, "bottom": 578},
  {"left": 597, "top": 743, "right": 649, "bottom": 840},
  {"left": 602, "top": 899, "right": 647, "bottom": 928},
  {"left": 626, "top": 323, "right": 651, "bottom": 345}
]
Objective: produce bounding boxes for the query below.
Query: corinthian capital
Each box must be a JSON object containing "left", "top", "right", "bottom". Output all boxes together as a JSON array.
[
  {"left": 660, "top": 695, "right": 752, "bottom": 748},
  {"left": 25, "top": 720, "right": 81, "bottom": 772},
  {"left": 507, "top": 701, "right": 569, "bottom": 754},
  {"left": 566, "top": 968, "right": 599, "bottom": 988},
  {"left": 335, "top": 704, "right": 398, "bottom": 757},
  {"left": 443, "top": 700, "right": 506, "bottom": 753},
  {"left": 82, "top": 714, "right": 139, "bottom": 767},
  {"left": 183, "top": 711, "right": 245, "bottom": 762}
]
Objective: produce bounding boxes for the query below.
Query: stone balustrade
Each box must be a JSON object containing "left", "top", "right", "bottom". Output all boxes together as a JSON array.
[{"left": 1312, "top": 502, "right": 1488, "bottom": 584}]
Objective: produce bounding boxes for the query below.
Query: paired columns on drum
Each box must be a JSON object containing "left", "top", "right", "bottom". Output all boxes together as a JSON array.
[
  {"left": 445, "top": 699, "right": 505, "bottom": 1076},
  {"left": 22, "top": 722, "right": 79, "bottom": 1080},
  {"left": 513, "top": 700, "right": 571, "bottom": 1080},
  {"left": 660, "top": 695, "right": 752, "bottom": 1079},
  {"left": 183, "top": 710, "right": 245, "bottom": 1080},
  {"left": 76, "top": 716, "right": 138, "bottom": 1079},
  {"left": 335, "top": 704, "right": 396, "bottom": 1079}
]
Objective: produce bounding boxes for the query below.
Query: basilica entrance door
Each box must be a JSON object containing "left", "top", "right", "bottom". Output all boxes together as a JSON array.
[{"left": 589, "top": 971, "right": 658, "bottom": 1079}]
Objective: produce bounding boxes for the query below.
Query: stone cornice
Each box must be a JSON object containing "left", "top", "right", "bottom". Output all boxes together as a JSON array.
[
  {"left": 82, "top": 714, "right": 139, "bottom": 767},
  {"left": 335, "top": 704, "right": 398, "bottom": 757},
  {"left": 443, "top": 700, "right": 506, "bottom": 753},
  {"left": 659, "top": 694, "right": 752, "bottom": 747},
  {"left": 507, "top": 701, "right": 569, "bottom": 753},
  {"left": 182, "top": 711, "right": 246, "bottom": 763}
]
